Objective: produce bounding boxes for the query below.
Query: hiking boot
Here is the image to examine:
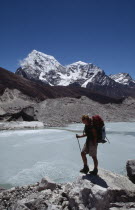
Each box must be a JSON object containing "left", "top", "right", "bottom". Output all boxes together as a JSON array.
[
  {"left": 90, "top": 168, "right": 98, "bottom": 175},
  {"left": 80, "top": 165, "right": 89, "bottom": 174}
]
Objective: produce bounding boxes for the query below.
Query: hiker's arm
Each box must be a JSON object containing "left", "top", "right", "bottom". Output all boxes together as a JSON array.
[
  {"left": 76, "top": 134, "right": 87, "bottom": 138},
  {"left": 92, "top": 128, "right": 97, "bottom": 145}
]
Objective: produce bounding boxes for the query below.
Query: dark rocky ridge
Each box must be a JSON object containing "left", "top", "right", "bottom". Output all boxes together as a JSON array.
[{"left": 0, "top": 67, "right": 123, "bottom": 104}]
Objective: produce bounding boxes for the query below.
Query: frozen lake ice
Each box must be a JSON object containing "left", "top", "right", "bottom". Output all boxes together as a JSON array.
[{"left": 0, "top": 122, "right": 135, "bottom": 188}]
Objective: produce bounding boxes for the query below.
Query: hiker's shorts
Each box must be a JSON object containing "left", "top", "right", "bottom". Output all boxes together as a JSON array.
[{"left": 82, "top": 140, "right": 98, "bottom": 157}]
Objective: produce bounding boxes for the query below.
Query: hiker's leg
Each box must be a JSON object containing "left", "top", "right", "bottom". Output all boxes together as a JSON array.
[
  {"left": 80, "top": 151, "right": 89, "bottom": 173},
  {"left": 81, "top": 151, "right": 87, "bottom": 165},
  {"left": 89, "top": 155, "right": 98, "bottom": 175},
  {"left": 92, "top": 155, "right": 98, "bottom": 169},
  {"left": 89, "top": 142, "right": 98, "bottom": 175}
]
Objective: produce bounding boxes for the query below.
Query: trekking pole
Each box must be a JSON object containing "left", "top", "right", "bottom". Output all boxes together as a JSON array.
[
  {"left": 106, "top": 136, "right": 110, "bottom": 144},
  {"left": 76, "top": 134, "right": 82, "bottom": 153}
]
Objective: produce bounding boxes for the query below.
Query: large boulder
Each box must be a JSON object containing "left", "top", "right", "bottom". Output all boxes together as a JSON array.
[
  {"left": 8, "top": 106, "right": 37, "bottom": 122},
  {"left": 37, "top": 177, "right": 57, "bottom": 192},
  {"left": 0, "top": 88, "right": 37, "bottom": 122},
  {"left": 126, "top": 160, "right": 135, "bottom": 184},
  {"left": 0, "top": 187, "right": 5, "bottom": 193}
]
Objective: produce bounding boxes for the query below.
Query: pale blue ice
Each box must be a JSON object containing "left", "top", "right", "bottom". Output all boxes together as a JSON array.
[{"left": 0, "top": 122, "right": 135, "bottom": 188}]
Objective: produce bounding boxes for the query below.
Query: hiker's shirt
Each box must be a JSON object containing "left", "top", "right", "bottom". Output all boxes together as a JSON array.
[{"left": 84, "top": 124, "right": 97, "bottom": 148}]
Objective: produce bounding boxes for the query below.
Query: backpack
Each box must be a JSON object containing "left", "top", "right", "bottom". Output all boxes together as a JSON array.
[{"left": 92, "top": 115, "right": 108, "bottom": 144}]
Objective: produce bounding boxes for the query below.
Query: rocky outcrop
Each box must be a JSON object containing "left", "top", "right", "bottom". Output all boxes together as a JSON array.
[
  {"left": 8, "top": 107, "right": 36, "bottom": 122},
  {"left": 0, "top": 88, "right": 37, "bottom": 122},
  {"left": 0, "top": 168, "right": 135, "bottom": 210},
  {"left": 126, "top": 160, "right": 135, "bottom": 184}
]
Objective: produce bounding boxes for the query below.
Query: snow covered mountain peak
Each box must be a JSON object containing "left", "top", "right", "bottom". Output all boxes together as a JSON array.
[
  {"left": 16, "top": 50, "right": 135, "bottom": 99},
  {"left": 20, "top": 50, "right": 63, "bottom": 73},
  {"left": 15, "top": 50, "right": 135, "bottom": 99},
  {"left": 29, "top": 50, "right": 59, "bottom": 63},
  {"left": 17, "top": 50, "right": 106, "bottom": 87},
  {"left": 109, "top": 73, "right": 135, "bottom": 86},
  {"left": 17, "top": 50, "right": 66, "bottom": 85},
  {"left": 16, "top": 50, "right": 108, "bottom": 87},
  {"left": 67, "top": 61, "right": 89, "bottom": 66}
]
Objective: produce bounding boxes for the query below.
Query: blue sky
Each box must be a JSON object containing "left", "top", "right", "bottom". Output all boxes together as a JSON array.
[{"left": 0, "top": 0, "right": 135, "bottom": 78}]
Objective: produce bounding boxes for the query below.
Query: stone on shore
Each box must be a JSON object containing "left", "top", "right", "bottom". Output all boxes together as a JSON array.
[
  {"left": 37, "top": 177, "right": 57, "bottom": 192},
  {"left": 0, "top": 187, "right": 5, "bottom": 193},
  {"left": 126, "top": 160, "right": 135, "bottom": 184}
]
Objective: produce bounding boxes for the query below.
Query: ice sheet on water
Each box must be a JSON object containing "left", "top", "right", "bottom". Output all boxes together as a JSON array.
[
  {"left": 63, "top": 122, "right": 135, "bottom": 134},
  {"left": 7, "top": 160, "right": 79, "bottom": 186},
  {"left": 106, "top": 122, "right": 135, "bottom": 132},
  {"left": 98, "top": 133, "right": 135, "bottom": 175},
  {"left": 0, "top": 122, "right": 135, "bottom": 188},
  {"left": 0, "top": 128, "right": 63, "bottom": 138},
  {"left": 57, "top": 123, "right": 84, "bottom": 133}
]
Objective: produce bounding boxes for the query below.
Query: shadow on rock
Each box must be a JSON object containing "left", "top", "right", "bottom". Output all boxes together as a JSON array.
[{"left": 82, "top": 174, "right": 108, "bottom": 188}]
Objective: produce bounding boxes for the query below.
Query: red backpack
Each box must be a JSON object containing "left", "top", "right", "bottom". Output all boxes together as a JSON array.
[{"left": 92, "top": 115, "right": 107, "bottom": 143}]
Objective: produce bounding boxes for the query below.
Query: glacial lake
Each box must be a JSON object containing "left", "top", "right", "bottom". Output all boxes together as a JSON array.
[{"left": 0, "top": 122, "right": 135, "bottom": 189}]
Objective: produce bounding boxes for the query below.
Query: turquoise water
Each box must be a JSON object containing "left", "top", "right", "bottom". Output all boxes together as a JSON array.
[{"left": 0, "top": 122, "right": 135, "bottom": 189}]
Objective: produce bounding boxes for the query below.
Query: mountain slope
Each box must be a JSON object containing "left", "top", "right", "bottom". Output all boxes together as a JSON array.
[{"left": 0, "top": 67, "right": 123, "bottom": 104}]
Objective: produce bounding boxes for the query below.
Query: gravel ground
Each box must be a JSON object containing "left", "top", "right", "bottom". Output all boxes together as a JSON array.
[
  {"left": 0, "top": 89, "right": 135, "bottom": 128},
  {"left": 35, "top": 96, "right": 135, "bottom": 127}
]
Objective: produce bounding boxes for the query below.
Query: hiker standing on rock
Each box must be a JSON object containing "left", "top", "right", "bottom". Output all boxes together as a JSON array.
[{"left": 76, "top": 115, "right": 98, "bottom": 175}]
